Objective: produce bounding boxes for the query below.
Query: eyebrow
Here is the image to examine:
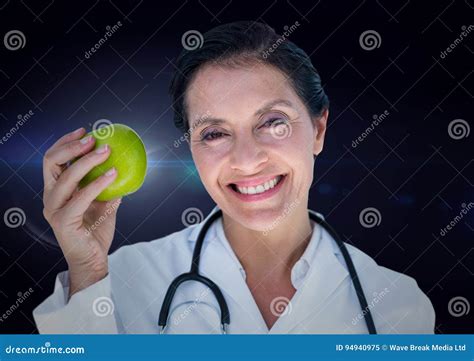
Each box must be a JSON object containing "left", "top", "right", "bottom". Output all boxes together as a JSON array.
[
  {"left": 189, "top": 99, "right": 296, "bottom": 131},
  {"left": 253, "top": 99, "right": 295, "bottom": 117}
]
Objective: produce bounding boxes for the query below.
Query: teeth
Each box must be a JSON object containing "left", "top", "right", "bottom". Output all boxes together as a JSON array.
[{"left": 235, "top": 175, "right": 282, "bottom": 195}]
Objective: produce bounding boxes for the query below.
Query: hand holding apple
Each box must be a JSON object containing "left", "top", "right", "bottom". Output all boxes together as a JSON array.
[{"left": 41, "top": 124, "right": 147, "bottom": 297}]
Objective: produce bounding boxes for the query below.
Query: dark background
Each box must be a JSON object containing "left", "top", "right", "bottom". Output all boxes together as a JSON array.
[{"left": 0, "top": 0, "right": 472, "bottom": 334}]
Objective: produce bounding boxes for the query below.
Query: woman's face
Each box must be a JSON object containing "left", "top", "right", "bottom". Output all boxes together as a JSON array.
[{"left": 186, "top": 62, "right": 327, "bottom": 231}]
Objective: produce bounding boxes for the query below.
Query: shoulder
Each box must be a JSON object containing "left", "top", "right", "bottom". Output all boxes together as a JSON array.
[{"left": 341, "top": 242, "right": 436, "bottom": 334}]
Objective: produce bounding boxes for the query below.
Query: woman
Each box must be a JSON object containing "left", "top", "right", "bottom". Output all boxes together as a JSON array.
[{"left": 34, "top": 21, "right": 435, "bottom": 334}]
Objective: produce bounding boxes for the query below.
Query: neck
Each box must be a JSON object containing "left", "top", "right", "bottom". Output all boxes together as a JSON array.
[{"left": 222, "top": 205, "right": 313, "bottom": 278}]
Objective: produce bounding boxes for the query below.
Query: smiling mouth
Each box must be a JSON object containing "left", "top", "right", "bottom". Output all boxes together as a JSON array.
[{"left": 228, "top": 174, "right": 286, "bottom": 195}]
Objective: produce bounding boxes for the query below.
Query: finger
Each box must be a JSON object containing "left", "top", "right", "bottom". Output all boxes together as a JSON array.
[
  {"left": 52, "top": 127, "right": 86, "bottom": 149},
  {"left": 43, "top": 128, "right": 86, "bottom": 188},
  {"left": 45, "top": 134, "right": 96, "bottom": 167},
  {"left": 62, "top": 167, "right": 118, "bottom": 219},
  {"left": 46, "top": 144, "right": 111, "bottom": 210},
  {"left": 43, "top": 135, "right": 96, "bottom": 191}
]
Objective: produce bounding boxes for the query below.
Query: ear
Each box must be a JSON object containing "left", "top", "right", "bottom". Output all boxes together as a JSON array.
[{"left": 313, "top": 108, "right": 328, "bottom": 156}]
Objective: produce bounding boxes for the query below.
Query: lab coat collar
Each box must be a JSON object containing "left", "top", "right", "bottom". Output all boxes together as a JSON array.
[
  {"left": 198, "top": 211, "right": 269, "bottom": 333},
  {"left": 290, "top": 212, "right": 325, "bottom": 289},
  {"left": 271, "top": 225, "right": 350, "bottom": 333},
  {"left": 187, "top": 206, "right": 340, "bottom": 288},
  {"left": 187, "top": 206, "right": 349, "bottom": 333},
  {"left": 187, "top": 205, "right": 221, "bottom": 243}
]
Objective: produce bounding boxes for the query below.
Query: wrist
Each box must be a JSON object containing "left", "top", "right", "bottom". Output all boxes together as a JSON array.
[{"left": 68, "top": 264, "right": 108, "bottom": 298}]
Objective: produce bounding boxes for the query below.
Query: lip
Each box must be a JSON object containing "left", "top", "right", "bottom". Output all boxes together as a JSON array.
[
  {"left": 229, "top": 174, "right": 282, "bottom": 188},
  {"left": 226, "top": 174, "right": 286, "bottom": 202}
]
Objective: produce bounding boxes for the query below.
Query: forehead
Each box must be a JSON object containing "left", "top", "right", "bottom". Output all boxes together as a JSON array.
[{"left": 185, "top": 62, "right": 296, "bottom": 119}]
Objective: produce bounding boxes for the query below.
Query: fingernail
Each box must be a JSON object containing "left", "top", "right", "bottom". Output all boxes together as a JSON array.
[
  {"left": 73, "top": 127, "right": 84, "bottom": 134},
  {"left": 95, "top": 144, "right": 108, "bottom": 154},
  {"left": 105, "top": 167, "right": 116, "bottom": 177},
  {"left": 80, "top": 135, "right": 92, "bottom": 144}
]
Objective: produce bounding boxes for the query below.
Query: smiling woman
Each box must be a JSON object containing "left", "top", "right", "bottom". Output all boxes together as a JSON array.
[
  {"left": 33, "top": 21, "right": 435, "bottom": 334},
  {"left": 168, "top": 22, "right": 333, "bottom": 329}
]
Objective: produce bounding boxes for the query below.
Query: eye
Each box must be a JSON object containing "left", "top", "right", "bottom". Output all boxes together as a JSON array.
[
  {"left": 201, "top": 129, "right": 226, "bottom": 141},
  {"left": 260, "top": 113, "right": 288, "bottom": 129}
]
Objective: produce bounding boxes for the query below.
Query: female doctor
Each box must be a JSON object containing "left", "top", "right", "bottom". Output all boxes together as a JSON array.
[{"left": 34, "top": 21, "right": 435, "bottom": 334}]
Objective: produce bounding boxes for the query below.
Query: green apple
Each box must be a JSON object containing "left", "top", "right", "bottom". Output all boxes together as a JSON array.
[{"left": 79, "top": 123, "right": 147, "bottom": 201}]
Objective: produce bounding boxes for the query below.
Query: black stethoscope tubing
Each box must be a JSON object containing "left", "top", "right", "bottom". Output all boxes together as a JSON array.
[{"left": 158, "top": 209, "right": 377, "bottom": 334}]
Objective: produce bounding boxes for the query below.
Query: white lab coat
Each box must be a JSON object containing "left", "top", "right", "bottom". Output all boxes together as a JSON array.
[{"left": 33, "top": 206, "right": 435, "bottom": 334}]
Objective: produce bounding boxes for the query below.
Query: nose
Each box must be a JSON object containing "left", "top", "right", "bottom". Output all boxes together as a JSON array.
[{"left": 229, "top": 134, "right": 268, "bottom": 173}]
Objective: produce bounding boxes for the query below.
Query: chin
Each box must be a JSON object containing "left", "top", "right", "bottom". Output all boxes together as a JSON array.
[{"left": 226, "top": 205, "right": 290, "bottom": 233}]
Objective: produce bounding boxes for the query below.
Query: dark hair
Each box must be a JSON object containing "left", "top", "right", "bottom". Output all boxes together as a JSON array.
[{"left": 169, "top": 21, "right": 329, "bottom": 134}]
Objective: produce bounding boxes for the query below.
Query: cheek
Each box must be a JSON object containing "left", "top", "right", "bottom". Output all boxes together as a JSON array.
[
  {"left": 192, "top": 147, "right": 225, "bottom": 190},
  {"left": 271, "top": 126, "right": 314, "bottom": 162},
  {"left": 276, "top": 128, "right": 315, "bottom": 183}
]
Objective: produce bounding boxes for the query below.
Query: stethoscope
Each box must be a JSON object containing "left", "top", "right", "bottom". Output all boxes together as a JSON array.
[{"left": 158, "top": 209, "right": 377, "bottom": 334}]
